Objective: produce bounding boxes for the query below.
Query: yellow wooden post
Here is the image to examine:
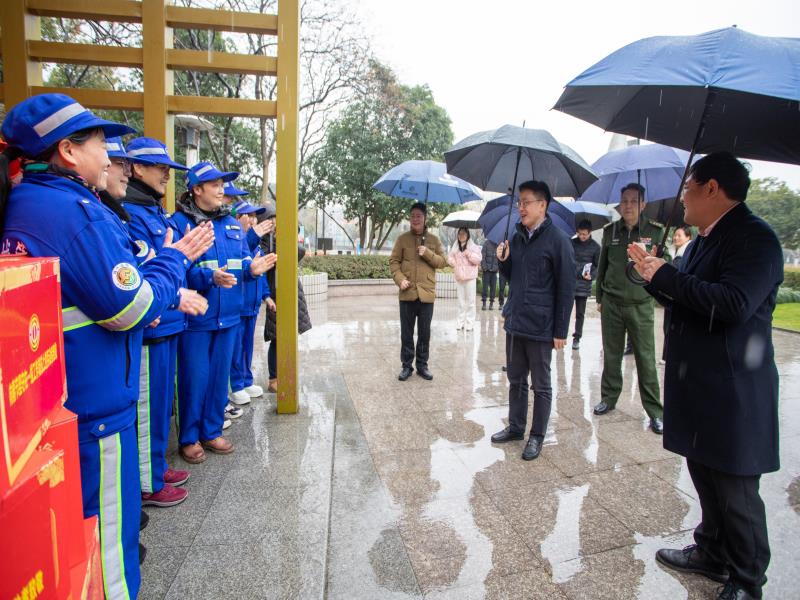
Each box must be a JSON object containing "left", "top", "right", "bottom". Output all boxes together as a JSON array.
[
  {"left": 275, "top": 0, "right": 300, "bottom": 414},
  {"left": 141, "top": 0, "right": 176, "bottom": 211},
  {"left": 0, "top": 0, "right": 43, "bottom": 109}
]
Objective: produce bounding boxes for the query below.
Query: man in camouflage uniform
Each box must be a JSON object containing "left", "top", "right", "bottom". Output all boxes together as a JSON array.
[{"left": 594, "top": 183, "right": 668, "bottom": 434}]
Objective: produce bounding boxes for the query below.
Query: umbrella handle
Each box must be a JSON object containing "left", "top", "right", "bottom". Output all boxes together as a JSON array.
[
  {"left": 504, "top": 146, "right": 524, "bottom": 243},
  {"left": 626, "top": 90, "right": 716, "bottom": 285}
]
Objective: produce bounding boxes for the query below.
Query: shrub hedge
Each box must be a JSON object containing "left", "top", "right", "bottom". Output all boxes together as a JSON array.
[
  {"left": 783, "top": 270, "right": 800, "bottom": 290},
  {"left": 301, "top": 255, "right": 392, "bottom": 280}
]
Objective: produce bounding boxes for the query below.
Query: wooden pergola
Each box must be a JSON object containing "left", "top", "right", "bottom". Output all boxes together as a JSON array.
[{"left": 0, "top": 0, "right": 301, "bottom": 412}]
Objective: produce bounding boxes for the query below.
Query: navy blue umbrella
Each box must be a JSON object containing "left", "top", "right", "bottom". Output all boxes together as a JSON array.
[
  {"left": 555, "top": 200, "right": 612, "bottom": 231},
  {"left": 478, "top": 195, "right": 575, "bottom": 244},
  {"left": 554, "top": 26, "right": 800, "bottom": 274}
]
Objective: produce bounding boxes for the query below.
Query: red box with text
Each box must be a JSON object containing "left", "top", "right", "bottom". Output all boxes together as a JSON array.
[{"left": 0, "top": 256, "right": 67, "bottom": 495}]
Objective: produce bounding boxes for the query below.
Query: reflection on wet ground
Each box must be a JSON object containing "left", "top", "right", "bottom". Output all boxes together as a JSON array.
[{"left": 140, "top": 296, "right": 800, "bottom": 599}]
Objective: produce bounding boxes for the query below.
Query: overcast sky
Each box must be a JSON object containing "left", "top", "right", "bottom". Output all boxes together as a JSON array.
[{"left": 349, "top": 0, "right": 800, "bottom": 190}]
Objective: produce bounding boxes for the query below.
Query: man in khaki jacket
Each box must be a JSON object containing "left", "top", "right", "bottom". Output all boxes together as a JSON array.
[{"left": 390, "top": 202, "right": 447, "bottom": 381}]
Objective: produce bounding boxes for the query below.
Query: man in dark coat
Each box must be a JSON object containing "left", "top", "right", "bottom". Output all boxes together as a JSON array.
[
  {"left": 629, "top": 152, "right": 782, "bottom": 600},
  {"left": 490, "top": 180, "right": 575, "bottom": 460},
  {"left": 570, "top": 219, "right": 601, "bottom": 350}
]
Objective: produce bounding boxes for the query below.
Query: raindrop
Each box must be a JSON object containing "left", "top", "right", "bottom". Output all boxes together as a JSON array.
[
  {"left": 733, "top": 136, "right": 738, "bottom": 150},
  {"left": 708, "top": 305, "right": 716, "bottom": 331},
  {"left": 692, "top": 432, "right": 698, "bottom": 448},
  {"left": 644, "top": 117, "right": 650, "bottom": 139},
  {"left": 659, "top": 90, "right": 663, "bottom": 106},
  {"left": 722, "top": 104, "right": 727, "bottom": 114}
]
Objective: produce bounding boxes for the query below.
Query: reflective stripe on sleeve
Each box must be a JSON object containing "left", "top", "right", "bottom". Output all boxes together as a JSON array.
[
  {"left": 96, "top": 279, "right": 155, "bottom": 331},
  {"left": 197, "top": 259, "right": 219, "bottom": 270},
  {"left": 62, "top": 306, "right": 95, "bottom": 331},
  {"left": 226, "top": 259, "right": 243, "bottom": 271}
]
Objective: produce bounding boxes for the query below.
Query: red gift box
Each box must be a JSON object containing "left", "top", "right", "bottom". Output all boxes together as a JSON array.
[
  {"left": 0, "top": 448, "right": 64, "bottom": 600},
  {"left": 39, "top": 406, "right": 85, "bottom": 573},
  {"left": 0, "top": 256, "right": 67, "bottom": 495}
]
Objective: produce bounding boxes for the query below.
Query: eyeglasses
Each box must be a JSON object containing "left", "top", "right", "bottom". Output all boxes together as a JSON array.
[
  {"left": 110, "top": 159, "right": 132, "bottom": 177},
  {"left": 517, "top": 199, "right": 543, "bottom": 209}
]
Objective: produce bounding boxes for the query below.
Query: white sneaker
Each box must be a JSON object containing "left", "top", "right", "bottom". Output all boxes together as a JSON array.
[
  {"left": 225, "top": 403, "right": 244, "bottom": 419},
  {"left": 229, "top": 389, "right": 251, "bottom": 406},
  {"left": 244, "top": 384, "right": 264, "bottom": 398},
  {"left": 222, "top": 418, "right": 232, "bottom": 430}
]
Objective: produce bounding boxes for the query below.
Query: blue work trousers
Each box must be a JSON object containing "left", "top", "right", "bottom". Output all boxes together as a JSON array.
[{"left": 230, "top": 315, "right": 257, "bottom": 392}]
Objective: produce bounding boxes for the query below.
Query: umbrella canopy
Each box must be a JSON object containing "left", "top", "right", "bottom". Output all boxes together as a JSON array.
[
  {"left": 373, "top": 160, "right": 482, "bottom": 204},
  {"left": 478, "top": 195, "right": 574, "bottom": 244},
  {"left": 554, "top": 200, "right": 611, "bottom": 231},
  {"left": 445, "top": 125, "right": 598, "bottom": 197},
  {"left": 553, "top": 26, "right": 800, "bottom": 165},
  {"left": 442, "top": 209, "right": 482, "bottom": 229}
]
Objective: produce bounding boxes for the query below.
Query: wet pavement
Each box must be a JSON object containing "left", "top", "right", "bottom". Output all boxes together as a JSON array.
[{"left": 140, "top": 296, "right": 800, "bottom": 599}]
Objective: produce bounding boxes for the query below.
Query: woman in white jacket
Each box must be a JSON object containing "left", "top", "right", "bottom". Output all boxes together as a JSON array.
[{"left": 447, "top": 227, "right": 483, "bottom": 330}]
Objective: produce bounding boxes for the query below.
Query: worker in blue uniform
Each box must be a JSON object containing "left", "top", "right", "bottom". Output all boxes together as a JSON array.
[
  {"left": 228, "top": 195, "right": 273, "bottom": 406},
  {"left": 171, "top": 162, "right": 276, "bottom": 464},
  {"left": 122, "top": 137, "right": 204, "bottom": 508},
  {"left": 0, "top": 93, "right": 214, "bottom": 600}
]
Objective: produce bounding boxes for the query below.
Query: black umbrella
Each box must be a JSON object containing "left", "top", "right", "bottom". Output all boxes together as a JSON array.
[{"left": 445, "top": 124, "right": 597, "bottom": 243}]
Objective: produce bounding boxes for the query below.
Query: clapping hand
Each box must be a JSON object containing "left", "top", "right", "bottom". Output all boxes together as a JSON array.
[
  {"left": 627, "top": 243, "right": 664, "bottom": 283},
  {"left": 164, "top": 223, "right": 214, "bottom": 262},
  {"left": 177, "top": 288, "right": 209, "bottom": 316},
  {"left": 249, "top": 253, "right": 278, "bottom": 276},
  {"left": 213, "top": 265, "right": 237, "bottom": 288}
]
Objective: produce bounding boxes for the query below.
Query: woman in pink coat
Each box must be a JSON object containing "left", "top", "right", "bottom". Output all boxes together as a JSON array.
[{"left": 447, "top": 227, "right": 483, "bottom": 330}]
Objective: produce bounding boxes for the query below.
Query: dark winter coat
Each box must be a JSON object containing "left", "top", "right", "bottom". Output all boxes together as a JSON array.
[
  {"left": 263, "top": 241, "right": 311, "bottom": 341},
  {"left": 481, "top": 239, "right": 499, "bottom": 272},
  {"left": 571, "top": 237, "right": 601, "bottom": 297},
  {"left": 646, "top": 202, "right": 782, "bottom": 475},
  {"left": 498, "top": 217, "right": 576, "bottom": 341}
]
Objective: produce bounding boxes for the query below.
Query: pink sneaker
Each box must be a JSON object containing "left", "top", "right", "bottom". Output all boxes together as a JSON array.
[
  {"left": 164, "top": 468, "right": 190, "bottom": 486},
  {"left": 142, "top": 483, "right": 188, "bottom": 507}
]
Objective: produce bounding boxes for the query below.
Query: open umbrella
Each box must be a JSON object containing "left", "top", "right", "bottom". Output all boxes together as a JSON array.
[
  {"left": 373, "top": 160, "right": 482, "bottom": 204},
  {"left": 554, "top": 200, "right": 612, "bottom": 231},
  {"left": 554, "top": 26, "right": 800, "bottom": 279},
  {"left": 580, "top": 143, "right": 692, "bottom": 225},
  {"left": 478, "top": 195, "right": 574, "bottom": 244},
  {"left": 442, "top": 210, "right": 482, "bottom": 229},
  {"left": 445, "top": 125, "right": 597, "bottom": 243}
]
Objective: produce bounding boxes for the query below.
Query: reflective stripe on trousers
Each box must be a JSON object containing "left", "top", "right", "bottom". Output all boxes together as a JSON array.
[
  {"left": 137, "top": 346, "right": 153, "bottom": 492},
  {"left": 99, "top": 433, "right": 132, "bottom": 600}
]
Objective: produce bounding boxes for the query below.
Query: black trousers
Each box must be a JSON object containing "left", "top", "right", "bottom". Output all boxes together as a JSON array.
[
  {"left": 499, "top": 272, "right": 507, "bottom": 304},
  {"left": 573, "top": 296, "right": 588, "bottom": 339},
  {"left": 481, "top": 270, "right": 498, "bottom": 302},
  {"left": 506, "top": 334, "right": 553, "bottom": 437},
  {"left": 400, "top": 299, "right": 434, "bottom": 369},
  {"left": 688, "top": 459, "right": 770, "bottom": 598}
]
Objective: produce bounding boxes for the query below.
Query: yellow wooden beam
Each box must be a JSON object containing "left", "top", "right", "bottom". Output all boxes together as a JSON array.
[
  {"left": 166, "top": 5, "right": 278, "bottom": 35},
  {"left": 30, "top": 86, "right": 144, "bottom": 110},
  {"left": 167, "top": 95, "right": 277, "bottom": 119},
  {"left": 26, "top": 0, "right": 142, "bottom": 23},
  {"left": 1, "top": 0, "right": 43, "bottom": 109},
  {"left": 275, "top": 0, "right": 300, "bottom": 414},
  {"left": 142, "top": 0, "right": 175, "bottom": 211},
  {"left": 27, "top": 40, "right": 143, "bottom": 68},
  {"left": 167, "top": 48, "right": 277, "bottom": 76}
]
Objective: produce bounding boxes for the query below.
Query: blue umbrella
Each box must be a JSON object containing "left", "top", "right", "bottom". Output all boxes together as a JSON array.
[
  {"left": 478, "top": 195, "right": 574, "bottom": 244},
  {"left": 554, "top": 26, "right": 800, "bottom": 260},
  {"left": 580, "top": 143, "right": 692, "bottom": 224},
  {"left": 554, "top": 200, "right": 612, "bottom": 231},
  {"left": 373, "top": 160, "right": 482, "bottom": 204}
]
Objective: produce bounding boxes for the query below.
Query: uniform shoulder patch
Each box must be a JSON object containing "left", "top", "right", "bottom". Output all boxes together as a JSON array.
[
  {"left": 112, "top": 262, "right": 142, "bottom": 291},
  {"left": 134, "top": 240, "right": 150, "bottom": 258}
]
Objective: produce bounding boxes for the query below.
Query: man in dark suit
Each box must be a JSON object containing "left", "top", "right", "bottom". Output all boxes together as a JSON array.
[{"left": 629, "top": 152, "right": 782, "bottom": 600}]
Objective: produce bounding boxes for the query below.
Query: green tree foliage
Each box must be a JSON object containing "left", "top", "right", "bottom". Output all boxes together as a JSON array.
[
  {"left": 308, "top": 62, "right": 454, "bottom": 252},
  {"left": 748, "top": 177, "right": 800, "bottom": 250}
]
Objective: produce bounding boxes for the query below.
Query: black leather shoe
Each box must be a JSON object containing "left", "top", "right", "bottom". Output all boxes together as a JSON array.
[
  {"left": 139, "top": 543, "right": 147, "bottom": 565},
  {"left": 491, "top": 427, "right": 524, "bottom": 443},
  {"left": 572, "top": 338, "right": 580, "bottom": 350},
  {"left": 522, "top": 436, "right": 543, "bottom": 460},
  {"left": 481, "top": 301, "right": 487, "bottom": 311},
  {"left": 416, "top": 366, "right": 433, "bottom": 381},
  {"left": 593, "top": 401, "right": 615, "bottom": 415},
  {"left": 716, "top": 581, "right": 757, "bottom": 600},
  {"left": 655, "top": 545, "right": 729, "bottom": 583},
  {"left": 398, "top": 367, "right": 413, "bottom": 381},
  {"left": 650, "top": 418, "right": 664, "bottom": 435},
  {"left": 140, "top": 510, "right": 149, "bottom": 531}
]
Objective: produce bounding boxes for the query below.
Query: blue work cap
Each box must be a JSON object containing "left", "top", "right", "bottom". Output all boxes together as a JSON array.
[
  {"left": 186, "top": 161, "right": 238, "bottom": 189},
  {"left": 126, "top": 137, "right": 188, "bottom": 170},
  {"left": 223, "top": 181, "right": 250, "bottom": 197},
  {"left": 105, "top": 136, "right": 130, "bottom": 160},
  {"left": 231, "top": 200, "right": 266, "bottom": 216},
  {"left": 1, "top": 93, "right": 135, "bottom": 158}
]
